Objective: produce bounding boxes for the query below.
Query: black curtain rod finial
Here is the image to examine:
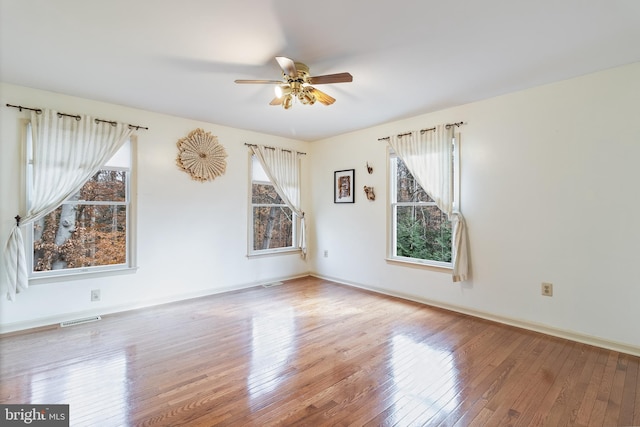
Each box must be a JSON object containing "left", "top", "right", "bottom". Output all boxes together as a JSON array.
[{"left": 445, "top": 121, "right": 465, "bottom": 129}]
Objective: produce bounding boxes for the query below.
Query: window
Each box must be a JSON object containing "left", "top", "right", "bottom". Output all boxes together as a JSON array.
[
  {"left": 28, "top": 132, "right": 136, "bottom": 278},
  {"left": 389, "top": 153, "right": 453, "bottom": 266},
  {"left": 249, "top": 155, "right": 296, "bottom": 254}
]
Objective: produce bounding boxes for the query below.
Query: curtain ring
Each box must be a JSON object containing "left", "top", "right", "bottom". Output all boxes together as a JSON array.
[{"left": 56, "top": 112, "right": 81, "bottom": 121}]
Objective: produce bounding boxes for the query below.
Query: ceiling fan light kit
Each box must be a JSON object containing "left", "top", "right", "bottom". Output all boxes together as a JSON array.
[
  {"left": 282, "top": 95, "right": 293, "bottom": 109},
  {"left": 275, "top": 84, "right": 291, "bottom": 98},
  {"left": 235, "top": 56, "right": 352, "bottom": 109}
]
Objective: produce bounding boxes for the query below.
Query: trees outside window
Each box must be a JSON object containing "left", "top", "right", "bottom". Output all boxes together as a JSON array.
[
  {"left": 390, "top": 155, "right": 452, "bottom": 264},
  {"left": 250, "top": 155, "right": 295, "bottom": 253},
  {"left": 29, "top": 139, "right": 134, "bottom": 277}
]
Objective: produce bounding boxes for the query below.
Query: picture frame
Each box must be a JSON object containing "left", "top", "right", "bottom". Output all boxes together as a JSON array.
[{"left": 334, "top": 169, "right": 355, "bottom": 203}]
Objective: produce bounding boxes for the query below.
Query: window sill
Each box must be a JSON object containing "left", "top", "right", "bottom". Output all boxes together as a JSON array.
[
  {"left": 247, "top": 248, "right": 302, "bottom": 258},
  {"left": 386, "top": 257, "right": 452, "bottom": 272},
  {"left": 29, "top": 266, "right": 139, "bottom": 285}
]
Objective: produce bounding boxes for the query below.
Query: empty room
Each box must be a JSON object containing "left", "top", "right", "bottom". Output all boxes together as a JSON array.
[{"left": 1, "top": 1, "right": 639, "bottom": 426}]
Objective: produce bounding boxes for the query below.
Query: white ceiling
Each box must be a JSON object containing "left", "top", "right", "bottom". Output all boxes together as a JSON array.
[{"left": 1, "top": 0, "right": 639, "bottom": 142}]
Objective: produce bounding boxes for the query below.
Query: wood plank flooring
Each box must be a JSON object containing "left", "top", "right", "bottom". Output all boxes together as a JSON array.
[{"left": 1, "top": 276, "right": 638, "bottom": 426}]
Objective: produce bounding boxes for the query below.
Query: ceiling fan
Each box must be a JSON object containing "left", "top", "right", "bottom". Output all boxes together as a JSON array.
[{"left": 234, "top": 56, "right": 353, "bottom": 109}]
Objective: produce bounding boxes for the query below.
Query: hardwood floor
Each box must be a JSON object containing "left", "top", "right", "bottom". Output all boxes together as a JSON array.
[{"left": 1, "top": 276, "right": 638, "bottom": 426}]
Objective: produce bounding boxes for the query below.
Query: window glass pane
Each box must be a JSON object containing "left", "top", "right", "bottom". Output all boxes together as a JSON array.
[
  {"left": 251, "top": 155, "right": 270, "bottom": 182},
  {"left": 69, "top": 170, "right": 127, "bottom": 202},
  {"left": 28, "top": 133, "right": 134, "bottom": 277},
  {"left": 249, "top": 153, "right": 296, "bottom": 254},
  {"left": 395, "top": 158, "right": 433, "bottom": 203},
  {"left": 33, "top": 204, "right": 127, "bottom": 271},
  {"left": 395, "top": 205, "right": 452, "bottom": 262},
  {"left": 252, "top": 206, "right": 293, "bottom": 250},
  {"left": 104, "top": 140, "right": 131, "bottom": 168},
  {"left": 252, "top": 183, "right": 284, "bottom": 204}
]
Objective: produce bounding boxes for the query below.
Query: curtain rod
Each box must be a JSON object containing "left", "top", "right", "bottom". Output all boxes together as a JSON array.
[
  {"left": 244, "top": 143, "right": 306, "bottom": 155},
  {"left": 6, "top": 103, "right": 149, "bottom": 131},
  {"left": 377, "top": 121, "right": 465, "bottom": 141}
]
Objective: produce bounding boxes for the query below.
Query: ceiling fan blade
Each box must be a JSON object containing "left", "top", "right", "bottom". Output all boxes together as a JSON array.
[
  {"left": 308, "top": 87, "right": 335, "bottom": 105},
  {"left": 275, "top": 56, "right": 298, "bottom": 78},
  {"left": 269, "top": 97, "right": 283, "bottom": 106},
  {"left": 308, "top": 72, "right": 353, "bottom": 85},
  {"left": 235, "top": 79, "right": 283, "bottom": 84}
]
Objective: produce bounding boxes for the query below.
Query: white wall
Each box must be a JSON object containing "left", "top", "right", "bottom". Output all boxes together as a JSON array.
[
  {"left": 309, "top": 62, "right": 640, "bottom": 353},
  {"left": 2, "top": 63, "right": 639, "bottom": 354},
  {"left": 0, "top": 83, "right": 310, "bottom": 331}
]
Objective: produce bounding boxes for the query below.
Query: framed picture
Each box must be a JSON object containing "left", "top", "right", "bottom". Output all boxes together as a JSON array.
[{"left": 334, "top": 169, "right": 355, "bottom": 203}]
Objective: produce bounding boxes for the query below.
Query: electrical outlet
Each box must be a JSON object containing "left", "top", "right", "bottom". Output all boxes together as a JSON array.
[
  {"left": 323, "top": 250, "right": 329, "bottom": 258},
  {"left": 91, "top": 289, "right": 101, "bottom": 302},
  {"left": 541, "top": 282, "right": 553, "bottom": 297}
]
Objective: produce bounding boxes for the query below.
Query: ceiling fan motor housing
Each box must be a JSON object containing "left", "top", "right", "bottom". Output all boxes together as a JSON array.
[
  {"left": 280, "top": 62, "right": 315, "bottom": 106},
  {"left": 293, "top": 62, "right": 309, "bottom": 77}
]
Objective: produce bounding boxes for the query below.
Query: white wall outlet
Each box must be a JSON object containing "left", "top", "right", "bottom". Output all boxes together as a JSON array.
[
  {"left": 541, "top": 282, "right": 553, "bottom": 297},
  {"left": 91, "top": 289, "right": 101, "bottom": 302},
  {"left": 323, "top": 250, "right": 329, "bottom": 258}
]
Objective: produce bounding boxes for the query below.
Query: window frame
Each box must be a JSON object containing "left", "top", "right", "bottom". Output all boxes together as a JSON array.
[
  {"left": 247, "top": 153, "right": 298, "bottom": 257},
  {"left": 25, "top": 122, "right": 138, "bottom": 283},
  {"left": 387, "top": 137, "right": 460, "bottom": 269}
]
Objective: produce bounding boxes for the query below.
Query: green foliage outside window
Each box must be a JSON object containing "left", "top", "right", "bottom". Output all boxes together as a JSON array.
[
  {"left": 393, "top": 157, "right": 452, "bottom": 263},
  {"left": 396, "top": 206, "right": 452, "bottom": 262}
]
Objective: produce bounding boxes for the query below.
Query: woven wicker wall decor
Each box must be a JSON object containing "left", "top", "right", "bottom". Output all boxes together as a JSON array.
[{"left": 176, "top": 128, "right": 228, "bottom": 182}]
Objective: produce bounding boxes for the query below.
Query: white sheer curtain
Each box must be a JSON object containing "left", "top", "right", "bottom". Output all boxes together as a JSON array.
[
  {"left": 388, "top": 125, "right": 469, "bottom": 282},
  {"left": 2, "top": 109, "right": 134, "bottom": 300},
  {"left": 251, "top": 145, "right": 306, "bottom": 258}
]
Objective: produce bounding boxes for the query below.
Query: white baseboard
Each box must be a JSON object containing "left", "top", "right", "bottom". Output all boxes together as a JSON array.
[
  {"left": 0, "top": 273, "right": 310, "bottom": 335},
  {"left": 311, "top": 273, "right": 640, "bottom": 358}
]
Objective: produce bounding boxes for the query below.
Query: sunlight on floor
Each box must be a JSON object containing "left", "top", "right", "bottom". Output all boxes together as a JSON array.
[
  {"left": 248, "top": 306, "right": 296, "bottom": 400},
  {"left": 29, "top": 351, "right": 129, "bottom": 426},
  {"left": 390, "top": 334, "right": 460, "bottom": 424}
]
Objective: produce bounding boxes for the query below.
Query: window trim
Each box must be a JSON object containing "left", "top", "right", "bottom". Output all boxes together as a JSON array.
[
  {"left": 386, "top": 139, "right": 459, "bottom": 269},
  {"left": 247, "top": 153, "right": 298, "bottom": 257},
  {"left": 25, "top": 127, "right": 138, "bottom": 283}
]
